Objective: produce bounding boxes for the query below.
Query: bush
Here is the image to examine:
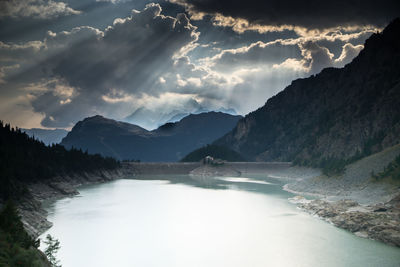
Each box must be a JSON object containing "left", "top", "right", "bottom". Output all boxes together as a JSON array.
[
  {"left": 374, "top": 155, "right": 400, "bottom": 180},
  {"left": 0, "top": 202, "right": 47, "bottom": 266},
  {"left": 43, "top": 235, "right": 61, "bottom": 267}
]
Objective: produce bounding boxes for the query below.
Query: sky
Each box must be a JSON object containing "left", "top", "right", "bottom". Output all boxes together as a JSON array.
[{"left": 0, "top": 0, "right": 399, "bottom": 130}]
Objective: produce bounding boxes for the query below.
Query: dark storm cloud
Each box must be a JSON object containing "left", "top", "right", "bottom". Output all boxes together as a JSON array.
[
  {"left": 0, "top": 1, "right": 380, "bottom": 129},
  {"left": 44, "top": 5, "right": 197, "bottom": 94},
  {"left": 170, "top": 0, "right": 400, "bottom": 29},
  {"left": 0, "top": 0, "right": 176, "bottom": 43},
  {"left": 2, "top": 3, "right": 199, "bottom": 127}
]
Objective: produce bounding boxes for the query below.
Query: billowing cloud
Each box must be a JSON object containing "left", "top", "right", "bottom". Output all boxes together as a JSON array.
[
  {"left": 170, "top": 0, "right": 399, "bottom": 30},
  {"left": 202, "top": 40, "right": 301, "bottom": 71},
  {"left": 0, "top": 1, "right": 377, "bottom": 130},
  {"left": 1, "top": 3, "right": 199, "bottom": 128},
  {"left": 203, "top": 35, "right": 365, "bottom": 74},
  {"left": 334, "top": 43, "right": 364, "bottom": 66},
  {"left": 0, "top": 0, "right": 81, "bottom": 19},
  {"left": 296, "top": 41, "right": 364, "bottom": 73}
]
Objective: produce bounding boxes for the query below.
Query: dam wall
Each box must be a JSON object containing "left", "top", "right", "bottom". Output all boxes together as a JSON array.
[
  {"left": 122, "top": 162, "right": 201, "bottom": 175},
  {"left": 122, "top": 162, "right": 292, "bottom": 175}
]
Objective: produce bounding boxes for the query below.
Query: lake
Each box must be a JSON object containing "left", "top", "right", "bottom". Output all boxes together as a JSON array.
[{"left": 40, "top": 175, "right": 400, "bottom": 267}]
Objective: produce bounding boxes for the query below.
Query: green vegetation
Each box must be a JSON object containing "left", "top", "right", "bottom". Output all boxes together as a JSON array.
[
  {"left": 294, "top": 156, "right": 346, "bottom": 176},
  {"left": 294, "top": 134, "right": 387, "bottom": 176},
  {"left": 0, "top": 121, "right": 120, "bottom": 200},
  {"left": 314, "top": 157, "right": 348, "bottom": 176},
  {"left": 0, "top": 121, "right": 117, "bottom": 265},
  {"left": 373, "top": 154, "right": 400, "bottom": 181},
  {"left": 297, "top": 152, "right": 363, "bottom": 176},
  {"left": 43, "top": 235, "right": 61, "bottom": 267},
  {"left": 0, "top": 201, "right": 49, "bottom": 267},
  {"left": 180, "top": 144, "right": 246, "bottom": 162}
]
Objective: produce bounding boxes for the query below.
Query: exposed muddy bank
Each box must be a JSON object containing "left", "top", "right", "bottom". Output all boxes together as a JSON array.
[
  {"left": 284, "top": 145, "right": 400, "bottom": 247},
  {"left": 289, "top": 196, "right": 400, "bottom": 247},
  {"left": 19, "top": 160, "right": 400, "bottom": 248},
  {"left": 18, "top": 168, "right": 128, "bottom": 238}
]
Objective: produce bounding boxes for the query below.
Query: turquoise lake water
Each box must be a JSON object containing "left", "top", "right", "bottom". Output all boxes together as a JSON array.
[{"left": 40, "top": 175, "right": 400, "bottom": 267}]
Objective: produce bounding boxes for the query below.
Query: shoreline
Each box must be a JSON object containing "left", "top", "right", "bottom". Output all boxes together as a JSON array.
[
  {"left": 282, "top": 178, "right": 400, "bottom": 247},
  {"left": 18, "top": 168, "right": 128, "bottom": 239},
  {"left": 287, "top": 195, "right": 400, "bottom": 247},
  {"left": 17, "top": 162, "right": 307, "bottom": 239},
  {"left": 280, "top": 145, "right": 400, "bottom": 247},
  {"left": 18, "top": 161, "right": 400, "bottom": 248}
]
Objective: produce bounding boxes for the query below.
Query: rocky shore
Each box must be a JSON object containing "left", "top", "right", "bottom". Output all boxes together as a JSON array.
[
  {"left": 290, "top": 196, "right": 400, "bottom": 247},
  {"left": 282, "top": 145, "right": 400, "bottom": 247},
  {"left": 15, "top": 156, "right": 400, "bottom": 248},
  {"left": 18, "top": 168, "right": 128, "bottom": 238}
]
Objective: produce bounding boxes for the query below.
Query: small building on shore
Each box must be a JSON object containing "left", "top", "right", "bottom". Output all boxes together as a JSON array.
[{"left": 202, "top": 155, "right": 224, "bottom": 166}]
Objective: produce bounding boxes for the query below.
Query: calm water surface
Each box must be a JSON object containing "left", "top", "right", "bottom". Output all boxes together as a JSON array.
[{"left": 40, "top": 175, "right": 400, "bottom": 267}]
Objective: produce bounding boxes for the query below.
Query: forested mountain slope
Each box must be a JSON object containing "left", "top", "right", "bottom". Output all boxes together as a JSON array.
[{"left": 216, "top": 18, "right": 400, "bottom": 173}]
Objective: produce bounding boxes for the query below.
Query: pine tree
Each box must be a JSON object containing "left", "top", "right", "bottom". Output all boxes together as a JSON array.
[{"left": 43, "top": 234, "right": 61, "bottom": 267}]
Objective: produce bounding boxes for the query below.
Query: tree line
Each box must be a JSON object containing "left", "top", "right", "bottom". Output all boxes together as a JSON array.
[{"left": 0, "top": 121, "right": 120, "bottom": 200}]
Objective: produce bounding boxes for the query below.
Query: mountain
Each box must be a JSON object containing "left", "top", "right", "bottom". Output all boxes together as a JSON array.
[
  {"left": 166, "top": 112, "right": 190, "bottom": 123},
  {"left": 215, "top": 18, "right": 400, "bottom": 173},
  {"left": 124, "top": 107, "right": 182, "bottom": 130},
  {"left": 61, "top": 112, "right": 242, "bottom": 162},
  {"left": 124, "top": 98, "right": 208, "bottom": 130},
  {"left": 21, "top": 128, "right": 68, "bottom": 145},
  {"left": 124, "top": 97, "right": 237, "bottom": 130}
]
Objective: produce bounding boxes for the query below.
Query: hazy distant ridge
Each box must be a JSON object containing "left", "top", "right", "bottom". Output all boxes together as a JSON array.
[{"left": 22, "top": 128, "right": 68, "bottom": 145}]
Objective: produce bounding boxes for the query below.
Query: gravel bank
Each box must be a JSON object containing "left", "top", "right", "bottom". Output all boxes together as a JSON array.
[
  {"left": 284, "top": 145, "right": 400, "bottom": 246},
  {"left": 291, "top": 197, "right": 400, "bottom": 247}
]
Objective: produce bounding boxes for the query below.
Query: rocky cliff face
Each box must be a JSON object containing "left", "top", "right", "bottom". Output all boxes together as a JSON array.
[{"left": 216, "top": 18, "right": 400, "bottom": 166}]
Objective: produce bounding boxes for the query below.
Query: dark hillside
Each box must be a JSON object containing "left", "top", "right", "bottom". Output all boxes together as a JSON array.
[
  {"left": 61, "top": 112, "right": 242, "bottom": 162},
  {"left": 0, "top": 121, "right": 119, "bottom": 200},
  {"left": 216, "top": 18, "right": 400, "bottom": 173}
]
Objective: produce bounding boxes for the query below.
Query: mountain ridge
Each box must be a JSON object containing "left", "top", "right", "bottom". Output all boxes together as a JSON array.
[
  {"left": 61, "top": 112, "right": 242, "bottom": 161},
  {"left": 215, "top": 18, "right": 400, "bottom": 172}
]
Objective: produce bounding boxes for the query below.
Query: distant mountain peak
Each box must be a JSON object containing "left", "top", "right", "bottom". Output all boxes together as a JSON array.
[
  {"left": 154, "top": 111, "right": 242, "bottom": 135},
  {"left": 124, "top": 103, "right": 238, "bottom": 130},
  {"left": 85, "top": 114, "right": 105, "bottom": 120},
  {"left": 61, "top": 111, "right": 242, "bottom": 161}
]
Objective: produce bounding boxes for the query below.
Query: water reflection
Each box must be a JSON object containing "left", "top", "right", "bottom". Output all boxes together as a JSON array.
[
  {"left": 130, "top": 174, "right": 291, "bottom": 198},
  {"left": 40, "top": 175, "right": 400, "bottom": 267}
]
